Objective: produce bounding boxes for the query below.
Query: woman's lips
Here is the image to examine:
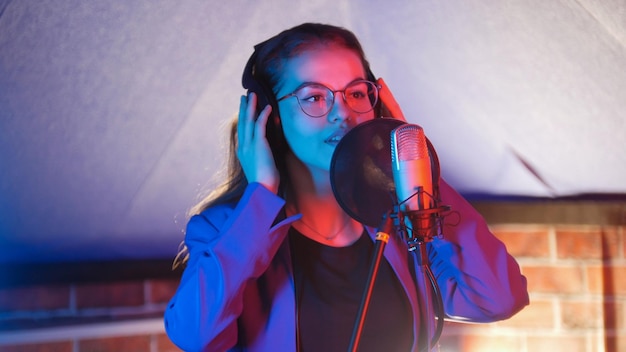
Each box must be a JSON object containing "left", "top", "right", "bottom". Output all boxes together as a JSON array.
[{"left": 324, "top": 129, "right": 349, "bottom": 145}]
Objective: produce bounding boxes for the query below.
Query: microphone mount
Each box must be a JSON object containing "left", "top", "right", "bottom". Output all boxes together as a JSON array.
[{"left": 395, "top": 187, "right": 451, "bottom": 251}]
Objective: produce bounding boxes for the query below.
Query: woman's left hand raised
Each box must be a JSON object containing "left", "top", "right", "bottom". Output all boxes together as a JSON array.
[{"left": 236, "top": 92, "right": 280, "bottom": 194}]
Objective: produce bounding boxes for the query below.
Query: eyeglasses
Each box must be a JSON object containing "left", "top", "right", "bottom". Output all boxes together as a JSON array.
[{"left": 277, "top": 80, "right": 380, "bottom": 118}]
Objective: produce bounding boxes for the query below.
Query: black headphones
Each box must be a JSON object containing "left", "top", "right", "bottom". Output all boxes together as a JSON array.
[
  {"left": 241, "top": 39, "right": 288, "bottom": 160},
  {"left": 241, "top": 42, "right": 276, "bottom": 114}
]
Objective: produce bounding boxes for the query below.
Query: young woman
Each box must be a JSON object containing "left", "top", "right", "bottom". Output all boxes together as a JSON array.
[{"left": 164, "top": 23, "right": 528, "bottom": 352}]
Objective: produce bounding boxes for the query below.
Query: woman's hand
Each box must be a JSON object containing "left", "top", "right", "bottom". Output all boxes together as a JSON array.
[
  {"left": 236, "top": 93, "right": 280, "bottom": 194},
  {"left": 377, "top": 78, "right": 406, "bottom": 122}
]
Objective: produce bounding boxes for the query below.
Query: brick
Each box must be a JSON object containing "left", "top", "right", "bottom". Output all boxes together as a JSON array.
[
  {"left": 491, "top": 226, "right": 551, "bottom": 258},
  {"left": 0, "top": 341, "right": 72, "bottom": 352},
  {"left": 155, "top": 333, "right": 182, "bottom": 352},
  {"left": 148, "top": 279, "right": 179, "bottom": 304},
  {"left": 455, "top": 333, "right": 524, "bottom": 352},
  {"left": 556, "top": 226, "right": 621, "bottom": 260},
  {"left": 587, "top": 264, "right": 626, "bottom": 295},
  {"left": 561, "top": 300, "right": 603, "bottom": 329},
  {"left": 437, "top": 333, "right": 461, "bottom": 352},
  {"left": 523, "top": 265, "right": 585, "bottom": 294},
  {"left": 75, "top": 281, "right": 144, "bottom": 309},
  {"left": 527, "top": 335, "right": 587, "bottom": 352},
  {"left": 0, "top": 285, "right": 70, "bottom": 312},
  {"left": 496, "top": 299, "right": 554, "bottom": 329},
  {"left": 78, "top": 335, "right": 151, "bottom": 352},
  {"left": 438, "top": 322, "right": 498, "bottom": 352},
  {"left": 602, "top": 335, "right": 626, "bottom": 352},
  {"left": 588, "top": 333, "right": 626, "bottom": 352},
  {"left": 601, "top": 300, "right": 625, "bottom": 332},
  {"left": 621, "top": 226, "right": 626, "bottom": 258}
]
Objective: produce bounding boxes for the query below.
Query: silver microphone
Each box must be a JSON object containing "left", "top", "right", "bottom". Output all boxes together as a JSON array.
[{"left": 391, "top": 124, "right": 434, "bottom": 239}]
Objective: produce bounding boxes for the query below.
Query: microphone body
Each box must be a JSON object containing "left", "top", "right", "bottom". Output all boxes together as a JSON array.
[{"left": 391, "top": 124, "right": 434, "bottom": 240}]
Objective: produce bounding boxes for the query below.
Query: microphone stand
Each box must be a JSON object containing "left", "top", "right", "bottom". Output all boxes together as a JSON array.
[
  {"left": 348, "top": 212, "right": 395, "bottom": 352},
  {"left": 348, "top": 190, "right": 447, "bottom": 352},
  {"left": 403, "top": 187, "right": 447, "bottom": 352}
]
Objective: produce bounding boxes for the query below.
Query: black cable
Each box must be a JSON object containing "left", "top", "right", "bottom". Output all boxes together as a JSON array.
[{"left": 425, "top": 264, "right": 444, "bottom": 349}]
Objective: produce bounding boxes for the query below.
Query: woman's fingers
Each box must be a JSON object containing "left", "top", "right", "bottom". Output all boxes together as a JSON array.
[
  {"left": 238, "top": 93, "right": 255, "bottom": 145},
  {"left": 237, "top": 95, "right": 247, "bottom": 146},
  {"left": 236, "top": 92, "right": 279, "bottom": 194},
  {"left": 377, "top": 78, "right": 406, "bottom": 122},
  {"left": 254, "top": 103, "right": 272, "bottom": 143}
]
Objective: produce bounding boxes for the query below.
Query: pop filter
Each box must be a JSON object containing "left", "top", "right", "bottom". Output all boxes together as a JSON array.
[
  {"left": 330, "top": 118, "right": 406, "bottom": 227},
  {"left": 332, "top": 118, "right": 447, "bottom": 351}
]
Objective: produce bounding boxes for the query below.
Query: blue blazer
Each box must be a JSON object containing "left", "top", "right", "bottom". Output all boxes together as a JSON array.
[{"left": 164, "top": 181, "right": 528, "bottom": 351}]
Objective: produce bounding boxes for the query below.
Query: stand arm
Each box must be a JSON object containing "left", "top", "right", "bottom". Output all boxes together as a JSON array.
[{"left": 349, "top": 214, "right": 394, "bottom": 352}]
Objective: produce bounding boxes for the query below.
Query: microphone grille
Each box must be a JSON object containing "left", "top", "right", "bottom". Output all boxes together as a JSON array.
[{"left": 391, "top": 124, "right": 428, "bottom": 162}]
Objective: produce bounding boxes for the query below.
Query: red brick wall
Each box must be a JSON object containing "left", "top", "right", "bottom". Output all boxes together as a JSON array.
[
  {"left": 439, "top": 224, "right": 626, "bottom": 352},
  {"left": 0, "top": 279, "right": 181, "bottom": 352},
  {"left": 1, "top": 202, "right": 624, "bottom": 352}
]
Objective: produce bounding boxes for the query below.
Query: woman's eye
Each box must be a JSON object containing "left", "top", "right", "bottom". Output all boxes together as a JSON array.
[
  {"left": 303, "top": 94, "right": 325, "bottom": 102},
  {"left": 348, "top": 90, "right": 367, "bottom": 99},
  {"left": 350, "top": 91, "right": 366, "bottom": 99},
  {"left": 298, "top": 87, "right": 329, "bottom": 103}
]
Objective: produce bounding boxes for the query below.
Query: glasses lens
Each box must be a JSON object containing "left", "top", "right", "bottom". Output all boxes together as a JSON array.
[
  {"left": 345, "top": 81, "right": 378, "bottom": 113},
  {"left": 292, "top": 81, "right": 379, "bottom": 117},
  {"left": 294, "top": 84, "right": 333, "bottom": 117}
]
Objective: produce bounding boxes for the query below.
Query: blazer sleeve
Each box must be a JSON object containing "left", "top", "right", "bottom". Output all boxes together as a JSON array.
[
  {"left": 429, "top": 178, "right": 529, "bottom": 322},
  {"left": 164, "top": 183, "right": 292, "bottom": 352}
]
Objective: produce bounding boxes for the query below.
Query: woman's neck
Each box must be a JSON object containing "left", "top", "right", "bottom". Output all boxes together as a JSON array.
[{"left": 285, "top": 153, "right": 363, "bottom": 246}]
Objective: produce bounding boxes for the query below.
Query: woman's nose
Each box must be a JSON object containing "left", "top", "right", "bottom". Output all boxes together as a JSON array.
[{"left": 327, "top": 94, "right": 353, "bottom": 124}]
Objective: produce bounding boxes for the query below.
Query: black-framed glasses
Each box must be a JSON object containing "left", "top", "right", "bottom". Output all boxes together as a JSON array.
[{"left": 277, "top": 80, "right": 381, "bottom": 118}]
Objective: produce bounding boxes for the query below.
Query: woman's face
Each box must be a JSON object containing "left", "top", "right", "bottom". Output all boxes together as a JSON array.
[{"left": 276, "top": 45, "right": 376, "bottom": 172}]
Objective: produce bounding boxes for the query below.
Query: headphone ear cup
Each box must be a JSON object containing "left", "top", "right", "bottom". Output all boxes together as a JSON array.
[
  {"left": 241, "top": 48, "right": 289, "bottom": 166},
  {"left": 242, "top": 51, "right": 270, "bottom": 113}
]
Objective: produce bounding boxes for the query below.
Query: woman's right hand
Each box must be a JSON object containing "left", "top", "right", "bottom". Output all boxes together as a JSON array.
[
  {"left": 377, "top": 78, "right": 406, "bottom": 122},
  {"left": 236, "top": 92, "right": 280, "bottom": 194}
]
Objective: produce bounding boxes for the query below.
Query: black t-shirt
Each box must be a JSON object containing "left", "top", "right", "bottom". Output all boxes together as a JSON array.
[{"left": 290, "top": 228, "right": 413, "bottom": 352}]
